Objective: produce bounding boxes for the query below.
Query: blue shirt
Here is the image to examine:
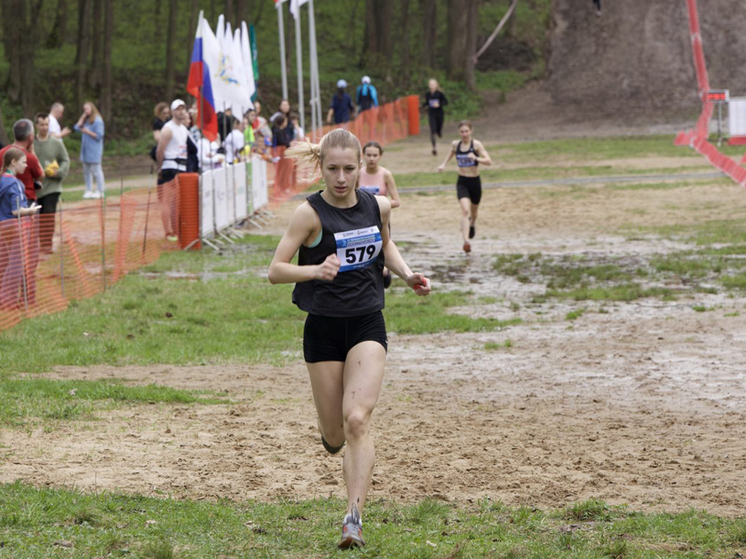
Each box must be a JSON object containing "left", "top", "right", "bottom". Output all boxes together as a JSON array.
[
  {"left": 330, "top": 93, "right": 354, "bottom": 124},
  {"left": 0, "top": 173, "right": 28, "bottom": 222},
  {"left": 74, "top": 116, "right": 105, "bottom": 164}
]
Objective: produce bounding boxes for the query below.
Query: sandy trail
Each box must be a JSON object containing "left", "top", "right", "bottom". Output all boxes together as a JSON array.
[{"left": 2, "top": 161, "right": 746, "bottom": 516}]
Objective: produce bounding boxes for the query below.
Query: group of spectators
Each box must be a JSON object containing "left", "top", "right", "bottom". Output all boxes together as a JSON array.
[{"left": 0, "top": 101, "right": 105, "bottom": 310}]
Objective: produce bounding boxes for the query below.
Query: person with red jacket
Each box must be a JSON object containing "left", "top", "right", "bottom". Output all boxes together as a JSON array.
[{"left": 0, "top": 119, "right": 43, "bottom": 203}]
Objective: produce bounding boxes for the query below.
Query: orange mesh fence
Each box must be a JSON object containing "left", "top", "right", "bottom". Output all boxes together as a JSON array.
[
  {"left": 268, "top": 95, "right": 419, "bottom": 205},
  {"left": 0, "top": 178, "right": 184, "bottom": 333}
]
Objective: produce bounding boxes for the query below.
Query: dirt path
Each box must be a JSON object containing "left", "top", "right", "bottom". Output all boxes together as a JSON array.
[{"left": 2, "top": 166, "right": 746, "bottom": 516}]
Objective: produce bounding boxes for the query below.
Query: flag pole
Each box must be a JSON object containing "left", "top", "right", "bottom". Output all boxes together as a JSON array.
[
  {"left": 309, "top": 0, "right": 321, "bottom": 132},
  {"left": 294, "top": 2, "right": 304, "bottom": 131},
  {"left": 277, "top": 3, "right": 288, "bottom": 99}
]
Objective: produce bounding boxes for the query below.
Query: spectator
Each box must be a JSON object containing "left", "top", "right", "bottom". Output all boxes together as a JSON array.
[
  {"left": 217, "top": 108, "right": 233, "bottom": 142},
  {"left": 242, "top": 111, "right": 256, "bottom": 156},
  {"left": 223, "top": 117, "right": 246, "bottom": 163},
  {"left": 290, "top": 112, "right": 304, "bottom": 144},
  {"left": 33, "top": 113, "right": 70, "bottom": 254},
  {"left": 270, "top": 100, "right": 296, "bottom": 146},
  {"left": 272, "top": 114, "right": 295, "bottom": 196},
  {"left": 356, "top": 76, "right": 378, "bottom": 114},
  {"left": 150, "top": 102, "right": 171, "bottom": 162},
  {"left": 271, "top": 114, "right": 291, "bottom": 149},
  {"left": 74, "top": 101, "right": 105, "bottom": 199},
  {"left": 156, "top": 99, "right": 189, "bottom": 242},
  {"left": 0, "top": 148, "right": 40, "bottom": 310},
  {"left": 0, "top": 119, "right": 43, "bottom": 205},
  {"left": 327, "top": 79, "right": 355, "bottom": 125},
  {"left": 251, "top": 100, "right": 272, "bottom": 141},
  {"left": 48, "top": 102, "right": 71, "bottom": 141}
]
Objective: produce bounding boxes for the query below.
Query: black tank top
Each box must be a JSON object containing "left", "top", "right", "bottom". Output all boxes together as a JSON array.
[
  {"left": 456, "top": 140, "right": 478, "bottom": 168},
  {"left": 292, "top": 190, "right": 385, "bottom": 317}
]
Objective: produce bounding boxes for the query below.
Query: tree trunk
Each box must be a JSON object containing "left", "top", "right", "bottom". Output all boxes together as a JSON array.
[
  {"left": 100, "top": 0, "right": 113, "bottom": 128},
  {"left": 1, "top": 0, "right": 23, "bottom": 102},
  {"left": 465, "top": 0, "right": 478, "bottom": 91},
  {"left": 75, "top": 0, "right": 92, "bottom": 107},
  {"left": 165, "top": 0, "right": 178, "bottom": 99},
  {"left": 363, "top": 0, "right": 392, "bottom": 71},
  {"left": 420, "top": 0, "right": 436, "bottom": 68},
  {"left": 89, "top": 0, "right": 103, "bottom": 89},
  {"left": 235, "top": 0, "right": 247, "bottom": 24},
  {"left": 47, "top": 0, "right": 68, "bottom": 48},
  {"left": 447, "top": 0, "right": 469, "bottom": 81},
  {"left": 399, "top": 0, "right": 411, "bottom": 76},
  {"left": 186, "top": 0, "right": 199, "bottom": 73}
]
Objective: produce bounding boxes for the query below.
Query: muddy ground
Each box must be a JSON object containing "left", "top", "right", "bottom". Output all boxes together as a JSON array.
[{"left": 3, "top": 149, "right": 746, "bottom": 517}]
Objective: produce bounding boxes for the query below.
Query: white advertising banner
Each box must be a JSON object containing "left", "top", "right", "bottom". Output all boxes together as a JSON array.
[
  {"left": 729, "top": 97, "right": 746, "bottom": 137},
  {"left": 252, "top": 155, "right": 269, "bottom": 210},
  {"left": 226, "top": 164, "right": 236, "bottom": 225},
  {"left": 200, "top": 171, "right": 214, "bottom": 237},
  {"left": 234, "top": 162, "right": 248, "bottom": 221},
  {"left": 213, "top": 167, "right": 230, "bottom": 232}
]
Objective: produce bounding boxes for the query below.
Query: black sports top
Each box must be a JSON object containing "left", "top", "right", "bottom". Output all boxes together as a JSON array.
[
  {"left": 292, "top": 190, "right": 385, "bottom": 317},
  {"left": 423, "top": 91, "right": 448, "bottom": 112},
  {"left": 456, "top": 140, "right": 478, "bottom": 168}
]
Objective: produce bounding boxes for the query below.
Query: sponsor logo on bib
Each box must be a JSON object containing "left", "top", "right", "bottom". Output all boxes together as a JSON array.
[{"left": 334, "top": 226, "right": 383, "bottom": 272}]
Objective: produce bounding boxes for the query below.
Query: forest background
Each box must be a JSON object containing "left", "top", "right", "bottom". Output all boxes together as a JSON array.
[{"left": 0, "top": 0, "right": 550, "bottom": 152}]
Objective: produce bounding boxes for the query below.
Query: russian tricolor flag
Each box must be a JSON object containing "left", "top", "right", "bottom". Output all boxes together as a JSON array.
[{"left": 187, "top": 13, "right": 218, "bottom": 142}]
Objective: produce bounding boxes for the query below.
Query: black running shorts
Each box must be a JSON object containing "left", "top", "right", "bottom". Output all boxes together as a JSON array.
[
  {"left": 456, "top": 175, "right": 482, "bottom": 205},
  {"left": 303, "top": 311, "right": 388, "bottom": 363}
]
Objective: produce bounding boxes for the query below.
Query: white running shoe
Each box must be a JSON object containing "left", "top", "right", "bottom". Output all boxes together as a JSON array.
[{"left": 82, "top": 191, "right": 93, "bottom": 199}]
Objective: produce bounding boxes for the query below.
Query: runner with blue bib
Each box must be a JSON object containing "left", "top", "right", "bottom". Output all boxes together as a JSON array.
[
  {"left": 268, "top": 128, "right": 431, "bottom": 549},
  {"left": 437, "top": 120, "right": 492, "bottom": 253}
]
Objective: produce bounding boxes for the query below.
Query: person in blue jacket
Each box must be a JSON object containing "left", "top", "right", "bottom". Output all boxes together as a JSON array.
[
  {"left": 355, "top": 76, "right": 378, "bottom": 115},
  {"left": 327, "top": 79, "right": 355, "bottom": 125},
  {"left": 73, "top": 101, "right": 105, "bottom": 199},
  {"left": 0, "top": 148, "right": 40, "bottom": 309}
]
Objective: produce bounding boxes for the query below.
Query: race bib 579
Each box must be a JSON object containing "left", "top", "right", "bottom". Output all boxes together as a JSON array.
[{"left": 334, "top": 226, "right": 383, "bottom": 272}]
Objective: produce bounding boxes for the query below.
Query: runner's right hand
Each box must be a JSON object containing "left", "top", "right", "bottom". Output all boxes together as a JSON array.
[{"left": 316, "top": 253, "right": 340, "bottom": 281}]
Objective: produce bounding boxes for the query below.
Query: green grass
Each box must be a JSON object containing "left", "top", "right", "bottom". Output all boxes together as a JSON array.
[
  {"left": 0, "top": 236, "right": 517, "bottom": 373},
  {"left": 396, "top": 165, "right": 714, "bottom": 189},
  {"left": 0, "top": 486, "right": 744, "bottom": 559},
  {"left": 0, "top": 375, "right": 226, "bottom": 428}
]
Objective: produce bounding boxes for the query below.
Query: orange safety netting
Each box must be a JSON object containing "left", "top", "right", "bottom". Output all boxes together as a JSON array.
[
  {"left": 0, "top": 178, "right": 185, "bottom": 333},
  {"left": 268, "top": 95, "right": 419, "bottom": 204},
  {"left": 0, "top": 95, "right": 420, "bottom": 332}
]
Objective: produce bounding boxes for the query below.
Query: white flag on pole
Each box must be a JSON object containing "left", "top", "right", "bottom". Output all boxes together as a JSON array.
[
  {"left": 200, "top": 16, "right": 250, "bottom": 116},
  {"left": 290, "top": 0, "right": 309, "bottom": 18}
]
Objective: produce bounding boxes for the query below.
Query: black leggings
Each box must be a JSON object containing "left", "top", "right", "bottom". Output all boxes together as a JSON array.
[{"left": 428, "top": 110, "right": 444, "bottom": 147}]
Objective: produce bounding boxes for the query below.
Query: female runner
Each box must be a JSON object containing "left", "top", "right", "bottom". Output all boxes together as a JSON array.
[
  {"left": 437, "top": 120, "right": 492, "bottom": 253},
  {"left": 422, "top": 79, "right": 448, "bottom": 156},
  {"left": 359, "top": 141, "right": 400, "bottom": 288},
  {"left": 268, "top": 128, "right": 431, "bottom": 549}
]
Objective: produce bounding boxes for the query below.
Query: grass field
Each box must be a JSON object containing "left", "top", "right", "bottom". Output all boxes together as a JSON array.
[{"left": 2, "top": 134, "right": 745, "bottom": 558}]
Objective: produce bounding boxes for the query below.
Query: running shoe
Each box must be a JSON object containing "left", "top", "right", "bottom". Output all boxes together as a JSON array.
[
  {"left": 166, "top": 235, "right": 179, "bottom": 242},
  {"left": 432, "top": 147, "right": 437, "bottom": 156},
  {"left": 469, "top": 225, "right": 475, "bottom": 239},
  {"left": 383, "top": 270, "right": 392, "bottom": 289},
  {"left": 463, "top": 241, "right": 471, "bottom": 253},
  {"left": 82, "top": 191, "right": 93, "bottom": 199},
  {"left": 338, "top": 504, "right": 365, "bottom": 549}
]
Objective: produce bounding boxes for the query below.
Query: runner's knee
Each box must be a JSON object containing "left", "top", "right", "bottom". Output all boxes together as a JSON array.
[{"left": 343, "top": 409, "right": 370, "bottom": 440}]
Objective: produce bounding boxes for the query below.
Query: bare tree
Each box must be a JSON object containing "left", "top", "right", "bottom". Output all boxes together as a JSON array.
[
  {"left": 46, "top": 0, "right": 68, "bottom": 49},
  {"left": 75, "top": 0, "right": 92, "bottom": 107},
  {"left": 100, "top": 0, "right": 113, "bottom": 127},
  {"left": 447, "top": 0, "right": 469, "bottom": 81},
  {"left": 363, "top": 0, "right": 393, "bottom": 73},
  {"left": 399, "top": 0, "right": 411, "bottom": 75},
  {"left": 419, "top": 0, "right": 437, "bottom": 68},
  {"left": 89, "top": 0, "right": 104, "bottom": 89},
  {"left": 165, "top": 0, "right": 178, "bottom": 99},
  {"left": 225, "top": 0, "right": 234, "bottom": 25},
  {"left": 2, "top": 0, "right": 45, "bottom": 115},
  {"left": 465, "top": 0, "right": 478, "bottom": 90},
  {"left": 186, "top": 0, "right": 199, "bottom": 72}
]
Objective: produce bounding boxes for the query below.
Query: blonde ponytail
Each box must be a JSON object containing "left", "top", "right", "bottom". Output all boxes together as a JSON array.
[{"left": 285, "top": 128, "right": 362, "bottom": 182}]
